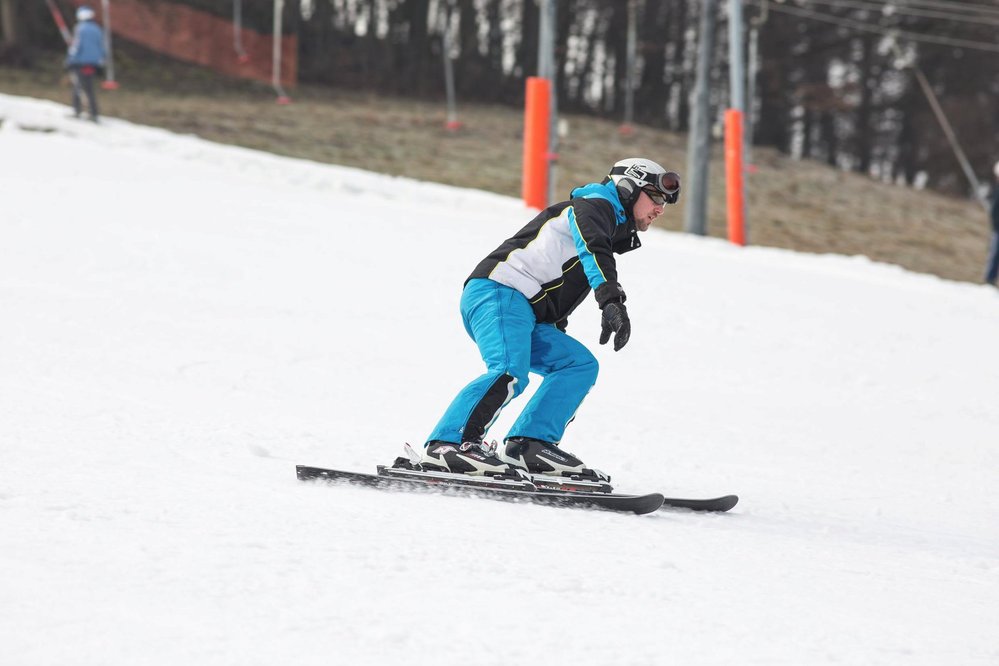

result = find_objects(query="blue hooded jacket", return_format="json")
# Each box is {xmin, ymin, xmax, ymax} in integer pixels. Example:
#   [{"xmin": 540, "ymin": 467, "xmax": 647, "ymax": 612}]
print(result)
[
  {"xmin": 568, "ymin": 181, "xmax": 628, "ymax": 226},
  {"xmin": 66, "ymin": 20, "xmax": 106, "ymax": 67}
]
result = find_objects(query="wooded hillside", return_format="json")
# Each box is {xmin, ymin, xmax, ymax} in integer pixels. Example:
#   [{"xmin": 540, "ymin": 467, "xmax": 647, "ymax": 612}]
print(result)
[{"xmin": 2, "ymin": 0, "xmax": 997, "ymax": 198}]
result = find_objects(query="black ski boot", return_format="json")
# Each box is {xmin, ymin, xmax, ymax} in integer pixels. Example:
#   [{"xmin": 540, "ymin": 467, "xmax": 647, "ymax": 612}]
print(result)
[
  {"xmin": 420, "ymin": 440, "xmax": 514, "ymax": 476},
  {"xmin": 500, "ymin": 437, "xmax": 609, "ymax": 482}
]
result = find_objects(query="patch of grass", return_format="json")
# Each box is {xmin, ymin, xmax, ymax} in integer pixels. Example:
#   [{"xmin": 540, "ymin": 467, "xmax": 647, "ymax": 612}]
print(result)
[{"xmin": 1, "ymin": 47, "xmax": 991, "ymax": 283}]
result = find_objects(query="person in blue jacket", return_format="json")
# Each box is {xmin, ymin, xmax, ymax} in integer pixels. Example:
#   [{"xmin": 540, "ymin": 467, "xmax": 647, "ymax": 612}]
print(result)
[
  {"xmin": 984, "ymin": 161, "xmax": 999, "ymax": 287},
  {"xmin": 421, "ymin": 158, "xmax": 681, "ymax": 479},
  {"xmin": 65, "ymin": 6, "xmax": 106, "ymax": 122}
]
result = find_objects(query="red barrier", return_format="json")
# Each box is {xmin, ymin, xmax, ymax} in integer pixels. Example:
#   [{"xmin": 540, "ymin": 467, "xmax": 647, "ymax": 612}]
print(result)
[
  {"xmin": 66, "ymin": 0, "xmax": 297, "ymax": 87},
  {"xmin": 725, "ymin": 109, "xmax": 746, "ymax": 246},
  {"xmin": 522, "ymin": 77, "xmax": 551, "ymax": 210}
]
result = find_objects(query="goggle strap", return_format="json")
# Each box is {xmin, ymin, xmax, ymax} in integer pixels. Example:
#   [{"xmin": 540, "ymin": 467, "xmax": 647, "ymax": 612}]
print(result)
[{"xmin": 610, "ymin": 166, "xmax": 679, "ymax": 195}]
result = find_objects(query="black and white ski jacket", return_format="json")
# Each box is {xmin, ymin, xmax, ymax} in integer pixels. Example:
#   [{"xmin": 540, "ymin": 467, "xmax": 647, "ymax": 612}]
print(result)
[{"xmin": 466, "ymin": 181, "xmax": 641, "ymax": 329}]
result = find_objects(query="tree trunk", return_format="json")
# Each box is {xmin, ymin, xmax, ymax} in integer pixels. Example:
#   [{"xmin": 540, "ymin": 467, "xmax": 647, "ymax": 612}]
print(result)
[
  {"xmin": 609, "ymin": 1, "xmax": 628, "ymax": 116},
  {"xmin": 403, "ymin": 0, "xmax": 431, "ymax": 95},
  {"xmin": 801, "ymin": 110, "xmax": 813, "ymax": 159},
  {"xmin": 1, "ymin": 0, "xmax": 19, "ymax": 50},
  {"xmin": 853, "ymin": 35, "xmax": 875, "ymax": 174},
  {"xmin": 893, "ymin": 103, "xmax": 919, "ymax": 186},
  {"xmin": 668, "ymin": 0, "xmax": 690, "ymax": 132},
  {"xmin": 555, "ymin": 0, "xmax": 572, "ymax": 106},
  {"xmin": 821, "ymin": 110, "xmax": 837, "ymax": 166},
  {"xmin": 455, "ymin": 0, "xmax": 488, "ymax": 100},
  {"xmin": 755, "ymin": 16, "xmax": 792, "ymax": 152}
]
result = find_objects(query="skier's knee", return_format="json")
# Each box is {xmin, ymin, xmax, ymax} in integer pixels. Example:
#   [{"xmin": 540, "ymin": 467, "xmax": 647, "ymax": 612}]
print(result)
[
  {"xmin": 508, "ymin": 370, "xmax": 529, "ymax": 396},
  {"xmin": 577, "ymin": 352, "xmax": 599, "ymax": 385}
]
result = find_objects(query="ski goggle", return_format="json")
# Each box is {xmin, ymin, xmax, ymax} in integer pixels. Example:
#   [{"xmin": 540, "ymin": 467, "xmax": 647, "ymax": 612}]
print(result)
[
  {"xmin": 642, "ymin": 187, "xmax": 667, "ymax": 205},
  {"xmin": 610, "ymin": 166, "xmax": 681, "ymax": 198},
  {"xmin": 655, "ymin": 171, "xmax": 681, "ymax": 196},
  {"xmin": 643, "ymin": 172, "xmax": 681, "ymax": 205}
]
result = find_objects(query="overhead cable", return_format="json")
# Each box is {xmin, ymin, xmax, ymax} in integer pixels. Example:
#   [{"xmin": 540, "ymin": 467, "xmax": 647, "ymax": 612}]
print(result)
[
  {"xmin": 755, "ymin": 1, "xmax": 999, "ymax": 53},
  {"xmin": 787, "ymin": 0, "xmax": 999, "ymax": 27}
]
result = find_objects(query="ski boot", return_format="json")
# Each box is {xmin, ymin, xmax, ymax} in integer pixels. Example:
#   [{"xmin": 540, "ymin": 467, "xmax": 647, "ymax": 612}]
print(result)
[
  {"xmin": 420, "ymin": 440, "xmax": 516, "ymax": 476},
  {"xmin": 499, "ymin": 437, "xmax": 610, "ymax": 483}
]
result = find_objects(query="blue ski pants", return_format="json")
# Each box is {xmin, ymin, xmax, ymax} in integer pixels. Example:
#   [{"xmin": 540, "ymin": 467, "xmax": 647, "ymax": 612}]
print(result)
[
  {"xmin": 985, "ymin": 230, "xmax": 999, "ymax": 284},
  {"xmin": 427, "ymin": 279, "xmax": 599, "ymax": 445}
]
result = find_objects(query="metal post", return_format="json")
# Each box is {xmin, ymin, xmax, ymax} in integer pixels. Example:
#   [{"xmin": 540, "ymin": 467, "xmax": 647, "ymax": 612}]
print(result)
[
  {"xmin": 745, "ymin": 0, "xmax": 768, "ymax": 165},
  {"xmin": 100, "ymin": 0, "xmax": 118, "ymax": 89},
  {"xmin": 234, "ymin": 0, "xmax": 249, "ymax": 63},
  {"xmin": 621, "ymin": 0, "xmax": 637, "ymax": 133},
  {"xmin": 684, "ymin": 0, "xmax": 717, "ymax": 236},
  {"xmin": 273, "ymin": 0, "xmax": 291, "ymax": 103},
  {"xmin": 537, "ymin": 0, "xmax": 551, "ymax": 79},
  {"xmin": 728, "ymin": 0, "xmax": 745, "ymax": 112},
  {"xmin": 911, "ymin": 65, "xmax": 986, "ymax": 207},
  {"xmin": 746, "ymin": 22, "xmax": 758, "ymax": 164},
  {"xmin": 443, "ymin": 4, "xmax": 460, "ymax": 130},
  {"xmin": 548, "ymin": 0, "xmax": 559, "ymax": 205},
  {"xmin": 889, "ymin": 42, "xmax": 983, "ymax": 206},
  {"xmin": 537, "ymin": 0, "xmax": 559, "ymax": 205}
]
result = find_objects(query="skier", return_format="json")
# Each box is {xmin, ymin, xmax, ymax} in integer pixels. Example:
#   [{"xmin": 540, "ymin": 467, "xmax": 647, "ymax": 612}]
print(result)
[
  {"xmin": 422, "ymin": 158, "xmax": 681, "ymax": 477},
  {"xmin": 984, "ymin": 160, "xmax": 999, "ymax": 287},
  {"xmin": 64, "ymin": 5, "xmax": 106, "ymax": 122}
]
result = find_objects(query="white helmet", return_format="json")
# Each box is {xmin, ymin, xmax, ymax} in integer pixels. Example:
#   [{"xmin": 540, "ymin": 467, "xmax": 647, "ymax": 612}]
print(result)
[
  {"xmin": 76, "ymin": 6, "xmax": 96, "ymax": 21},
  {"xmin": 607, "ymin": 157, "xmax": 681, "ymax": 207}
]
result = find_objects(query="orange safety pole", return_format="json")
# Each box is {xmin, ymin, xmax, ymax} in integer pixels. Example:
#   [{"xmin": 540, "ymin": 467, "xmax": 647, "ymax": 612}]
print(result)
[
  {"xmin": 522, "ymin": 77, "xmax": 551, "ymax": 210},
  {"xmin": 724, "ymin": 109, "xmax": 745, "ymax": 246}
]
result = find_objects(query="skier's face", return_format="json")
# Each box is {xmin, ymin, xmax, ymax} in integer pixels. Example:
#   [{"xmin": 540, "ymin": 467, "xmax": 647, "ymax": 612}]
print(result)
[{"xmin": 632, "ymin": 190, "xmax": 665, "ymax": 232}]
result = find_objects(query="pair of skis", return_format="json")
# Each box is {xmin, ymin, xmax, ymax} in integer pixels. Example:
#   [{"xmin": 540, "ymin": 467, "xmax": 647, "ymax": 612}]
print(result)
[{"xmin": 296, "ymin": 449, "xmax": 738, "ymax": 516}]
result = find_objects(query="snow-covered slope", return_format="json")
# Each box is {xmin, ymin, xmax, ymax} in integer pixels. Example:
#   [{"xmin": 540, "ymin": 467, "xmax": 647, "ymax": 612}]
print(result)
[{"xmin": 1, "ymin": 93, "xmax": 997, "ymax": 665}]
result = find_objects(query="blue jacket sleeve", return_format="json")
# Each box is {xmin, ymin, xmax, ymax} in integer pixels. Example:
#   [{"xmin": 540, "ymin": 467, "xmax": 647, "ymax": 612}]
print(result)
[{"xmin": 566, "ymin": 198, "xmax": 620, "ymax": 291}]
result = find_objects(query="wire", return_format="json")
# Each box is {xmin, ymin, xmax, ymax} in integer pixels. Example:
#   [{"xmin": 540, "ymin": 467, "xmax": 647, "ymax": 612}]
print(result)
[
  {"xmin": 893, "ymin": 0, "xmax": 999, "ymax": 19},
  {"xmin": 754, "ymin": 1, "xmax": 999, "ymax": 54},
  {"xmin": 783, "ymin": 0, "xmax": 999, "ymax": 26}
]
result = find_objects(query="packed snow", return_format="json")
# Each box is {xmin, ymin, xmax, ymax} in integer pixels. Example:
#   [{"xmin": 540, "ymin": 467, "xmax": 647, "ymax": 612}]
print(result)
[{"xmin": 1, "ymin": 92, "xmax": 997, "ymax": 665}]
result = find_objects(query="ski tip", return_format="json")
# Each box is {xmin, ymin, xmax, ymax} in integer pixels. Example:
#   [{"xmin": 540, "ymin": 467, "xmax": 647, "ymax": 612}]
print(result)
[
  {"xmin": 638, "ymin": 493, "xmax": 667, "ymax": 515},
  {"xmin": 659, "ymin": 494, "xmax": 740, "ymax": 513},
  {"xmin": 715, "ymin": 495, "xmax": 739, "ymax": 512}
]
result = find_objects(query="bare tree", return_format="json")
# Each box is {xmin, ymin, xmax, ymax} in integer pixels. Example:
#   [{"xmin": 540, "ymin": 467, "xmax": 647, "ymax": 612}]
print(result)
[{"xmin": 0, "ymin": 0, "xmax": 20, "ymax": 56}]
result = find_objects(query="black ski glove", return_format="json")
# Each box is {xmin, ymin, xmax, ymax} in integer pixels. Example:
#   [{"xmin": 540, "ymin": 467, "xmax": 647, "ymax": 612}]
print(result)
[
  {"xmin": 599, "ymin": 301, "xmax": 631, "ymax": 351},
  {"xmin": 594, "ymin": 281, "xmax": 630, "ymax": 351}
]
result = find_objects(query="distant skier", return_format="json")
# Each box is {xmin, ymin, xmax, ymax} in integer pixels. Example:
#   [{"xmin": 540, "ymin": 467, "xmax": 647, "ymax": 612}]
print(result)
[
  {"xmin": 65, "ymin": 5, "xmax": 106, "ymax": 122},
  {"xmin": 422, "ymin": 158, "xmax": 681, "ymax": 478},
  {"xmin": 984, "ymin": 160, "xmax": 999, "ymax": 287}
]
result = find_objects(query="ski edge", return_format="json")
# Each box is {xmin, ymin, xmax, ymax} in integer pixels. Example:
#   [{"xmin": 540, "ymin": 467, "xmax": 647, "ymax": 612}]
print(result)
[{"xmin": 295, "ymin": 465, "xmax": 664, "ymax": 515}]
